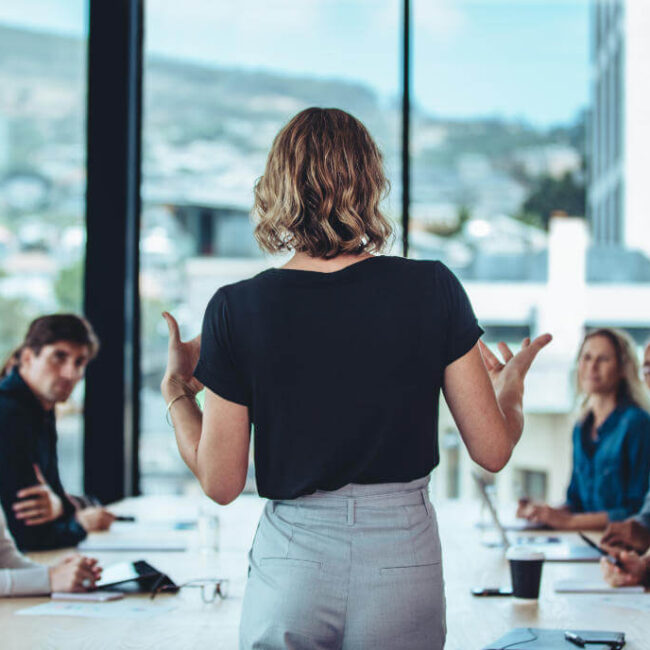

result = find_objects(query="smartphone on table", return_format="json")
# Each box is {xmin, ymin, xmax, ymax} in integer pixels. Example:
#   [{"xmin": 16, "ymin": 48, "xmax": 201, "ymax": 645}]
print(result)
[{"xmin": 471, "ymin": 587, "xmax": 512, "ymax": 597}]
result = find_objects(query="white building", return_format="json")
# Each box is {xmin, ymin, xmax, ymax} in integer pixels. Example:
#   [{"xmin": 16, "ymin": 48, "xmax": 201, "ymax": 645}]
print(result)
[
  {"xmin": 588, "ymin": 0, "xmax": 650, "ymax": 256},
  {"xmin": 435, "ymin": 214, "xmax": 650, "ymax": 509}
]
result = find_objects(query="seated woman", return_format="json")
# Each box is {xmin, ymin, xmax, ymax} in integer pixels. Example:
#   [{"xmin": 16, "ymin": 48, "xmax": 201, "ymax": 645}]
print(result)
[
  {"xmin": 600, "ymin": 339, "xmax": 650, "ymax": 551},
  {"xmin": 1, "ymin": 507, "xmax": 100, "ymax": 596},
  {"xmin": 518, "ymin": 328, "xmax": 650, "ymax": 530}
]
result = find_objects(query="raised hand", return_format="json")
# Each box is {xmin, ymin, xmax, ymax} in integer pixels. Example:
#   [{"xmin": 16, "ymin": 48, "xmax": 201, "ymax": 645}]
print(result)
[
  {"xmin": 161, "ymin": 311, "xmax": 204, "ymax": 402},
  {"xmin": 13, "ymin": 463, "xmax": 64, "ymax": 526},
  {"xmin": 478, "ymin": 334, "xmax": 552, "ymax": 399}
]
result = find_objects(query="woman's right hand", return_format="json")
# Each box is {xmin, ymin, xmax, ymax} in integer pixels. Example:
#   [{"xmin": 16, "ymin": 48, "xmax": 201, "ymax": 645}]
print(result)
[
  {"xmin": 161, "ymin": 311, "xmax": 204, "ymax": 402},
  {"xmin": 49, "ymin": 555, "xmax": 102, "ymax": 593},
  {"xmin": 478, "ymin": 334, "xmax": 552, "ymax": 401},
  {"xmin": 600, "ymin": 550, "xmax": 648, "ymax": 587}
]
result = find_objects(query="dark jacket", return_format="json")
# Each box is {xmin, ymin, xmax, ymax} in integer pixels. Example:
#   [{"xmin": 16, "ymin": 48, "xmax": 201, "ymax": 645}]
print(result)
[{"xmin": 0, "ymin": 368, "xmax": 86, "ymax": 550}]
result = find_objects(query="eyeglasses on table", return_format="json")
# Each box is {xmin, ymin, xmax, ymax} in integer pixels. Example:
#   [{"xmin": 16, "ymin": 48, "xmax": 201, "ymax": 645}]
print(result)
[{"xmin": 150, "ymin": 576, "xmax": 229, "ymax": 603}]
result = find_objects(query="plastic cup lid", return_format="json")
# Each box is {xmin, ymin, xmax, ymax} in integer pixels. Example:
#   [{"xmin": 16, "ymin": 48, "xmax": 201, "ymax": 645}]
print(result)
[{"xmin": 506, "ymin": 546, "xmax": 545, "ymax": 561}]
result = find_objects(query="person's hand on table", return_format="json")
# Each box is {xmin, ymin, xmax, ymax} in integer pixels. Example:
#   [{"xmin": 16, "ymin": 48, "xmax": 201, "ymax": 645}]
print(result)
[
  {"xmin": 161, "ymin": 311, "xmax": 203, "ymax": 403},
  {"xmin": 601, "ymin": 519, "xmax": 650, "ymax": 554},
  {"xmin": 49, "ymin": 555, "xmax": 102, "ymax": 592},
  {"xmin": 517, "ymin": 497, "xmax": 541, "ymax": 519},
  {"xmin": 12, "ymin": 464, "xmax": 64, "ymax": 525},
  {"xmin": 518, "ymin": 503, "xmax": 574, "ymax": 529},
  {"xmin": 75, "ymin": 506, "xmax": 116, "ymax": 532},
  {"xmin": 601, "ymin": 549, "xmax": 649, "ymax": 588}
]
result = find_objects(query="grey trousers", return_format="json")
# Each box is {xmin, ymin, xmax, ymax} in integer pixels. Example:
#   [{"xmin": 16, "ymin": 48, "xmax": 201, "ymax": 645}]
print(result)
[{"xmin": 239, "ymin": 476, "xmax": 446, "ymax": 650}]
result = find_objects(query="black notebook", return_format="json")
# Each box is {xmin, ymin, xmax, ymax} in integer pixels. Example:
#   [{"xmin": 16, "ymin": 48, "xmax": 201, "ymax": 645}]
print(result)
[{"xmin": 483, "ymin": 628, "xmax": 625, "ymax": 650}]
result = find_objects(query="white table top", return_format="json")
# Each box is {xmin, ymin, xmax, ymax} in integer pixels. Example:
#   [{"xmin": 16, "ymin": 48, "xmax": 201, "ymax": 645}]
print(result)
[{"xmin": 1, "ymin": 495, "xmax": 647, "ymax": 649}]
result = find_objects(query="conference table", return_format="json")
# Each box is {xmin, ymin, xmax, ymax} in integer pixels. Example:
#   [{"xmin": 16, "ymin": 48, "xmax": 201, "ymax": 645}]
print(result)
[{"xmin": 1, "ymin": 495, "xmax": 648, "ymax": 649}]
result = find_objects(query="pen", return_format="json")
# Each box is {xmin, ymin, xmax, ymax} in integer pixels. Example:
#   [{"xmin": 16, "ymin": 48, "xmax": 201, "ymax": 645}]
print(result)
[
  {"xmin": 114, "ymin": 515, "xmax": 136, "ymax": 522},
  {"xmin": 578, "ymin": 532, "xmax": 626, "ymax": 570},
  {"xmin": 564, "ymin": 631, "xmax": 586, "ymax": 647}
]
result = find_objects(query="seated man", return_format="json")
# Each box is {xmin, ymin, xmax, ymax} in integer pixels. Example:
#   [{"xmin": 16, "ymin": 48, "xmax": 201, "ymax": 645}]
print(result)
[
  {"xmin": 0, "ymin": 315, "xmax": 115, "ymax": 551},
  {"xmin": 1, "ymin": 506, "xmax": 100, "ymax": 596}
]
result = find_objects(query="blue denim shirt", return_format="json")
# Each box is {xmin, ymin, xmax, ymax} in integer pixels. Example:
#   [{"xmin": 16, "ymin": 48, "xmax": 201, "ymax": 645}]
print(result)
[{"xmin": 566, "ymin": 403, "xmax": 650, "ymax": 521}]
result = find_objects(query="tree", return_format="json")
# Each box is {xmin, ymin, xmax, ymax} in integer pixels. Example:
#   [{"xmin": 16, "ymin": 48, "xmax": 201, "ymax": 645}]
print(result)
[
  {"xmin": 425, "ymin": 204, "xmax": 472, "ymax": 238},
  {"xmin": 54, "ymin": 262, "xmax": 83, "ymax": 312},
  {"xmin": 0, "ymin": 296, "xmax": 32, "ymax": 368},
  {"xmin": 515, "ymin": 171, "xmax": 586, "ymax": 230}
]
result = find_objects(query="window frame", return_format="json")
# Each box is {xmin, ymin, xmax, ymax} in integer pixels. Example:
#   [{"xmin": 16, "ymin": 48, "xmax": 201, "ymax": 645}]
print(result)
[{"xmin": 83, "ymin": 0, "xmax": 411, "ymax": 498}]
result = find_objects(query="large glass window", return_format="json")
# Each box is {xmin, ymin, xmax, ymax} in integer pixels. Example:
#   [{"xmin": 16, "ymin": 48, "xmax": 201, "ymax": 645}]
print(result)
[
  {"xmin": 413, "ymin": 0, "xmax": 650, "ymax": 507},
  {"xmin": 139, "ymin": 0, "xmax": 650, "ymax": 508},
  {"xmin": 140, "ymin": 0, "xmax": 401, "ymax": 494},
  {"xmin": 0, "ymin": 3, "xmax": 88, "ymax": 493}
]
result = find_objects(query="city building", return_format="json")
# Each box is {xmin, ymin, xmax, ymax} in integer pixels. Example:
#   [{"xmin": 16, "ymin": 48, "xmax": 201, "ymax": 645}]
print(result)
[{"xmin": 588, "ymin": 0, "xmax": 650, "ymax": 256}]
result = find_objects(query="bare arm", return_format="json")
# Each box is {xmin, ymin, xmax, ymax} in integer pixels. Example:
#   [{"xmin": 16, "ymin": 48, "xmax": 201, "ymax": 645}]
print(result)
[
  {"xmin": 162, "ymin": 386, "xmax": 203, "ymax": 478},
  {"xmin": 161, "ymin": 312, "xmax": 205, "ymax": 478},
  {"xmin": 568, "ymin": 512, "xmax": 609, "ymax": 530},
  {"xmin": 443, "ymin": 335, "xmax": 552, "ymax": 473},
  {"xmin": 196, "ymin": 389, "xmax": 250, "ymax": 505},
  {"xmin": 161, "ymin": 312, "xmax": 250, "ymax": 505},
  {"xmin": 518, "ymin": 504, "xmax": 610, "ymax": 530}
]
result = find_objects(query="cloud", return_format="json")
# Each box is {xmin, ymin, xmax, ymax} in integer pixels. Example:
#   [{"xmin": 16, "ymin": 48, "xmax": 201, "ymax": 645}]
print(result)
[
  {"xmin": 147, "ymin": 0, "xmax": 322, "ymax": 55},
  {"xmin": 0, "ymin": 0, "xmax": 85, "ymax": 36},
  {"xmin": 414, "ymin": 0, "xmax": 466, "ymax": 41}
]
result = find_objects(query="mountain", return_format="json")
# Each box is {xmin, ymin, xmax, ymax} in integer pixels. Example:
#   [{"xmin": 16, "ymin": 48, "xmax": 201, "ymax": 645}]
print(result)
[{"xmin": 0, "ymin": 24, "xmax": 583, "ymax": 222}]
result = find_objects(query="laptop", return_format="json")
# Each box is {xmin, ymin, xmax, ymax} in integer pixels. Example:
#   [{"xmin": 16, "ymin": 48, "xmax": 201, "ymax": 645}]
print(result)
[{"xmin": 473, "ymin": 473, "xmax": 602, "ymax": 562}]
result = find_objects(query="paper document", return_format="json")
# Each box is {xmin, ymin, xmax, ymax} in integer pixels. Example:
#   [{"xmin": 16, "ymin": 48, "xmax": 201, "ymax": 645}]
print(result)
[
  {"xmin": 78, "ymin": 538, "xmax": 187, "ymax": 551},
  {"xmin": 16, "ymin": 599, "xmax": 177, "ymax": 619},
  {"xmin": 597, "ymin": 594, "xmax": 650, "ymax": 612},
  {"xmin": 51, "ymin": 591, "xmax": 124, "ymax": 602},
  {"xmin": 78, "ymin": 523, "xmax": 189, "ymax": 551},
  {"xmin": 555, "ymin": 579, "xmax": 644, "ymax": 594}
]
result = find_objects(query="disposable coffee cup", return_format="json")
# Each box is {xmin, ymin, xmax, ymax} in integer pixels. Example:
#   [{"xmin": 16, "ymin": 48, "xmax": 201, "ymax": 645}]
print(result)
[{"xmin": 506, "ymin": 547, "xmax": 544, "ymax": 599}]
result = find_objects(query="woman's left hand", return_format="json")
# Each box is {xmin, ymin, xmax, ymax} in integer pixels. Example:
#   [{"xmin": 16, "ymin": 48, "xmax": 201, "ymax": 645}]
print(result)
[{"xmin": 161, "ymin": 312, "xmax": 204, "ymax": 401}]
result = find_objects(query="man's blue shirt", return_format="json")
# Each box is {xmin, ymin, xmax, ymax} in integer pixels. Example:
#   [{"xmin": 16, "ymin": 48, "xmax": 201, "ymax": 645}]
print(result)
[{"xmin": 566, "ymin": 402, "xmax": 650, "ymax": 521}]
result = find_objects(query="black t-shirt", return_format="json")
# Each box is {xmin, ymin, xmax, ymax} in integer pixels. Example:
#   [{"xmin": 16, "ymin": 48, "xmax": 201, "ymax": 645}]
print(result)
[{"xmin": 194, "ymin": 255, "xmax": 483, "ymax": 500}]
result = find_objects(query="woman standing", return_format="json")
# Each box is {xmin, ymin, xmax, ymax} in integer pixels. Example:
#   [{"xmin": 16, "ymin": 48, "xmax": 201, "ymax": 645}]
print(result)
[
  {"xmin": 161, "ymin": 107, "xmax": 550, "ymax": 649},
  {"xmin": 519, "ymin": 328, "xmax": 650, "ymax": 530}
]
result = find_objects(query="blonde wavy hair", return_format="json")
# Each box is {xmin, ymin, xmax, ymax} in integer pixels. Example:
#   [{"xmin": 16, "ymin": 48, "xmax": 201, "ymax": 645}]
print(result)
[
  {"xmin": 253, "ymin": 107, "xmax": 393, "ymax": 259},
  {"xmin": 575, "ymin": 327, "xmax": 650, "ymax": 415}
]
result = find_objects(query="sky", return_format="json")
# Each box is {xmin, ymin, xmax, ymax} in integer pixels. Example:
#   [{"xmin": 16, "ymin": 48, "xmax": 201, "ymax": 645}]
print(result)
[{"xmin": 0, "ymin": 0, "xmax": 590, "ymax": 127}]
